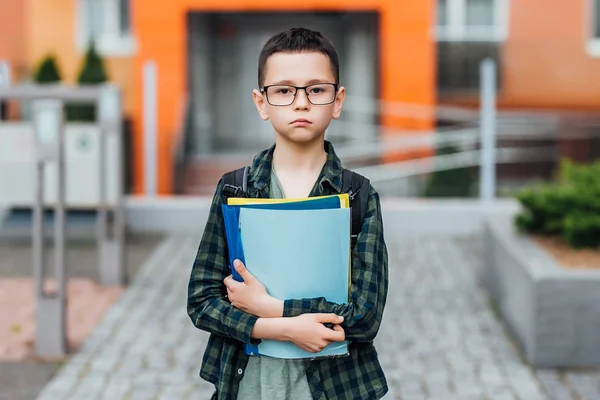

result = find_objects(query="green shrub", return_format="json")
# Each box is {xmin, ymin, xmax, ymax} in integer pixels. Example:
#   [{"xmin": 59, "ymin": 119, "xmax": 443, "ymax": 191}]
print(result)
[
  {"xmin": 34, "ymin": 55, "xmax": 62, "ymax": 84},
  {"xmin": 515, "ymin": 158, "xmax": 600, "ymax": 249},
  {"xmin": 66, "ymin": 41, "xmax": 109, "ymax": 122}
]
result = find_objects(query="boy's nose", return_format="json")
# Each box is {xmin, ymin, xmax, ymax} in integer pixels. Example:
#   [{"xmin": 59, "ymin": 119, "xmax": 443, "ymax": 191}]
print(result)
[{"xmin": 293, "ymin": 89, "xmax": 310, "ymax": 110}]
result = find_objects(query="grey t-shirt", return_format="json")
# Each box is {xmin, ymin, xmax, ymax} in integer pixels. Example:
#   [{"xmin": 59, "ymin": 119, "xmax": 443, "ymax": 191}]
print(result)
[{"xmin": 236, "ymin": 168, "xmax": 313, "ymax": 400}]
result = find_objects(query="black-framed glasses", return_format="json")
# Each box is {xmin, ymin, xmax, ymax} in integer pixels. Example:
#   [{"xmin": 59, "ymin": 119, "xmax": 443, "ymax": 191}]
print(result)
[{"xmin": 261, "ymin": 83, "xmax": 339, "ymax": 106}]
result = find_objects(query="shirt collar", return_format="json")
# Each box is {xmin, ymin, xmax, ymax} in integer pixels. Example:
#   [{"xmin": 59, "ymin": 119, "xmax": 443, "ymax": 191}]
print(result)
[{"xmin": 248, "ymin": 140, "xmax": 344, "ymax": 195}]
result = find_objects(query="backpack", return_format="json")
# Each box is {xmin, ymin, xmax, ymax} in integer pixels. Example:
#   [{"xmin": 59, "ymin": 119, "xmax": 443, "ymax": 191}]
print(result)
[{"xmin": 221, "ymin": 166, "xmax": 370, "ymax": 248}]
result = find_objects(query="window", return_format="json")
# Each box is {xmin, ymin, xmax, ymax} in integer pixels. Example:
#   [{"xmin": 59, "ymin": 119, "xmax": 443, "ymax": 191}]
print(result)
[
  {"xmin": 437, "ymin": 42, "xmax": 501, "ymax": 93},
  {"xmin": 76, "ymin": 0, "xmax": 137, "ymax": 56},
  {"xmin": 588, "ymin": 0, "xmax": 600, "ymax": 57},
  {"xmin": 438, "ymin": 0, "xmax": 449, "ymax": 26},
  {"xmin": 436, "ymin": 0, "xmax": 507, "ymax": 93},
  {"xmin": 466, "ymin": 0, "xmax": 495, "ymax": 26},
  {"xmin": 435, "ymin": 0, "xmax": 509, "ymax": 42}
]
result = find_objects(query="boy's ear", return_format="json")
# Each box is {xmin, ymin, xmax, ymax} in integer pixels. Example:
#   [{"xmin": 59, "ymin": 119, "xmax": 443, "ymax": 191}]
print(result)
[
  {"xmin": 252, "ymin": 89, "xmax": 269, "ymax": 121},
  {"xmin": 331, "ymin": 86, "xmax": 346, "ymax": 120}
]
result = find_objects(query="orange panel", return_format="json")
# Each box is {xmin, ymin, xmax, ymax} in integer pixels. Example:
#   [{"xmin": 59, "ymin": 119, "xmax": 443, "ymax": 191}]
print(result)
[
  {"xmin": 380, "ymin": 0, "xmax": 436, "ymax": 161},
  {"xmin": 132, "ymin": 3, "xmax": 187, "ymax": 195},
  {"xmin": 0, "ymin": 0, "xmax": 27, "ymax": 82},
  {"xmin": 132, "ymin": 0, "xmax": 435, "ymax": 194},
  {"xmin": 502, "ymin": 0, "xmax": 600, "ymax": 109}
]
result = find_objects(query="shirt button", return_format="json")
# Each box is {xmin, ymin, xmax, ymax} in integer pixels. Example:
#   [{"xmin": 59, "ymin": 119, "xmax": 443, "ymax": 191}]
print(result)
[{"xmin": 237, "ymin": 368, "xmax": 243, "ymax": 375}]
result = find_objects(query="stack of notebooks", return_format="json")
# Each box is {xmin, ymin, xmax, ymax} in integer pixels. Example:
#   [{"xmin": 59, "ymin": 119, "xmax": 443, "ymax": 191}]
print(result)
[{"xmin": 222, "ymin": 194, "xmax": 352, "ymax": 360}]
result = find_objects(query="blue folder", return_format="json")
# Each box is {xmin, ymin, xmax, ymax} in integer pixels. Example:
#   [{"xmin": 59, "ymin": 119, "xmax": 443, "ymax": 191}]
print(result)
[
  {"xmin": 221, "ymin": 198, "xmax": 351, "ymax": 359},
  {"xmin": 221, "ymin": 195, "xmax": 342, "ymax": 282}
]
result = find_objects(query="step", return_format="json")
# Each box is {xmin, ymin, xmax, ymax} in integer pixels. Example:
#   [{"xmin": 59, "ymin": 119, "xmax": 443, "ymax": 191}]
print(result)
[
  {"xmin": 179, "ymin": 159, "xmax": 251, "ymax": 195},
  {"xmin": 0, "ymin": 209, "xmax": 99, "ymax": 242}
]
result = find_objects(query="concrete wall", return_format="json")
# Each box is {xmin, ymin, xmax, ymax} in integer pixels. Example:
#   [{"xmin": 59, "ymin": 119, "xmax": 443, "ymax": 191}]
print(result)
[
  {"xmin": 484, "ymin": 218, "xmax": 600, "ymax": 368},
  {"xmin": 125, "ymin": 196, "xmax": 520, "ymax": 236}
]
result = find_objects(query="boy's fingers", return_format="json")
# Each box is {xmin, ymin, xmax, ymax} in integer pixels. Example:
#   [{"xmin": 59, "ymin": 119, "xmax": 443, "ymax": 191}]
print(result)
[
  {"xmin": 233, "ymin": 260, "xmax": 255, "ymax": 283},
  {"xmin": 326, "ymin": 325, "xmax": 346, "ymax": 341},
  {"xmin": 224, "ymin": 275, "xmax": 244, "ymax": 290},
  {"xmin": 314, "ymin": 313, "xmax": 344, "ymax": 324}
]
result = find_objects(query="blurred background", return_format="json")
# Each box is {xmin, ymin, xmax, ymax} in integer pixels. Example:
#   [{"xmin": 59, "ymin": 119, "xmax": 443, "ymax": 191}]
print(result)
[
  {"xmin": 1, "ymin": 1, "xmax": 600, "ymax": 400},
  {"xmin": 1, "ymin": 0, "xmax": 599, "ymax": 202}
]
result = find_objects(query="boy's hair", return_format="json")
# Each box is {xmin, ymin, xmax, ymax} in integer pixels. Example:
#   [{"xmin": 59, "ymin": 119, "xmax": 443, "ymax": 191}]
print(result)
[{"xmin": 257, "ymin": 27, "xmax": 340, "ymax": 88}]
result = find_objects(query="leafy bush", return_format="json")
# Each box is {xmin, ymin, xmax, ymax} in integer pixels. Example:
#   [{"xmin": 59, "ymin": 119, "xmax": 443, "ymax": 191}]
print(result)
[
  {"xmin": 34, "ymin": 55, "xmax": 62, "ymax": 84},
  {"xmin": 515, "ymin": 158, "xmax": 600, "ymax": 248},
  {"xmin": 66, "ymin": 41, "xmax": 109, "ymax": 121}
]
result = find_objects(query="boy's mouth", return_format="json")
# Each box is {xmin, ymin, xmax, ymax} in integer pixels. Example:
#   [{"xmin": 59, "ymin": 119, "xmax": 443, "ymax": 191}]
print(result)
[{"xmin": 291, "ymin": 118, "xmax": 312, "ymax": 127}]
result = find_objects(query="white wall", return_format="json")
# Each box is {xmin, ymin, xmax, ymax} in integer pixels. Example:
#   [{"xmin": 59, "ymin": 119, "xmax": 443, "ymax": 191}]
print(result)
[{"xmin": 0, "ymin": 122, "xmax": 120, "ymax": 208}]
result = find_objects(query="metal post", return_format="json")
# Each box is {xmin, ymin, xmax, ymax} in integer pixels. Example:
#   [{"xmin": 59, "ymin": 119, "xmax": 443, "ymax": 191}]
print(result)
[
  {"xmin": 0, "ymin": 61, "xmax": 10, "ymax": 87},
  {"xmin": 98, "ymin": 86, "xmax": 126, "ymax": 285},
  {"xmin": 143, "ymin": 61, "xmax": 158, "ymax": 196},
  {"xmin": 479, "ymin": 58, "xmax": 497, "ymax": 202},
  {"xmin": 0, "ymin": 61, "xmax": 10, "ymax": 120},
  {"xmin": 32, "ymin": 99, "xmax": 67, "ymax": 358}
]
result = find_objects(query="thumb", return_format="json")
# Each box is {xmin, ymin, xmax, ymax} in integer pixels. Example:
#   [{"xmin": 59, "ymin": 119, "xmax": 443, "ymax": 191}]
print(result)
[
  {"xmin": 315, "ymin": 313, "xmax": 344, "ymax": 324},
  {"xmin": 234, "ymin": 259, "xmax": 254, "ymax": 283}
]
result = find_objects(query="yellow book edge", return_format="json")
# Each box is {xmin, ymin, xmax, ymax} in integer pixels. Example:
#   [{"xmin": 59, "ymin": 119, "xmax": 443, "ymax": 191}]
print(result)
[{"xmin": 227, "ymin": 193, "xmax": 350, "ymax": 208}]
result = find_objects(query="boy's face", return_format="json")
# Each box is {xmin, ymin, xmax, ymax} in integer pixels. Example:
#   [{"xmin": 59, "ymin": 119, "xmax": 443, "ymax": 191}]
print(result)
[{"xmin": 252, "ymin": 51, "xmax": 345, "ymax": 145}]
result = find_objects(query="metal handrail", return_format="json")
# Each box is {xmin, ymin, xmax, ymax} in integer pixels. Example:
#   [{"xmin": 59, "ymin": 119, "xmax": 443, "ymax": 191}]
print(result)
[
  {"xmin": 343, "ymin": 94, "xmax": 600, "ymax": 123},
  {"xmin": 0, "ymin": 83, "xmax": 126, "ymax": 358},
  {"xmin": 334, "ymin": 122, "xmax": 568, "ymax": 165},
  {"xmin": 353, "ymin": 146, "xmax": 557, "ymax": 184}
]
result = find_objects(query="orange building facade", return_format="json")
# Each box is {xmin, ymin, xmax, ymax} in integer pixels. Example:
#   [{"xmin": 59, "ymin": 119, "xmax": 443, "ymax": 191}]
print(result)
[
  {"xmin": 438, "ymin": 0, "xmax": 600, "ymax": 110},
  {"xmin": 130, "ymin": 0, "xmax": 436, "ymax": 195},
  {"xmin": 0, "ymin": 1, "xmax": 27, "ymax": 84}
]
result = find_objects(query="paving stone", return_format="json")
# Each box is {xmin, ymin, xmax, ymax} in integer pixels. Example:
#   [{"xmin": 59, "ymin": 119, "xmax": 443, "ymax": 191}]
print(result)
[
  {"xmin": 36, "ymin": 385, "xmax": 74, "ymax": 400},
  {"xmin": 127, "ymin": 388, "xmax": 160, "ymax": 400},
  {"xmin": 99, "ymin": 379, "xmax": 131, "ymax": 400},
  {"xmin": 541, "ymin": 385, "xmax": 574, "ymax": 400},
  {"xmin": 564, "ymin": 373, "xmax": 600, "ymax": 400},
  {"xmin": 30, "ymin": 235, "xmax": 600, "ymax": 400},
  {"xmin": 157, "ymin": 386, "xmax": 190, "ymax": 400}
]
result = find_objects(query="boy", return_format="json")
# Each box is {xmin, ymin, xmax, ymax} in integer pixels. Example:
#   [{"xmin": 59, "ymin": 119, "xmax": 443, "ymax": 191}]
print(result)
[{"xmin": 187, "ymin": 27, "xmax": 389, "ymax": 400}]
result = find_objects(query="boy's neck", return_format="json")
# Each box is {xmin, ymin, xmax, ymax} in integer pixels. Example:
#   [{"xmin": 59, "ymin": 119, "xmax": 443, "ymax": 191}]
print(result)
[{"xmin": 272, "ymin": 135, "xmax": 327, "ymax": 173}]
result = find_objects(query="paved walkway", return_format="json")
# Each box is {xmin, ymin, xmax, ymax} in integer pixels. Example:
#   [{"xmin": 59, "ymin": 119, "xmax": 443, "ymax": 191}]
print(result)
[
  {"xmin": 0, "ymin": 235, "xmax": 164, "ymax": 400},
  {"xmin": 35, "ymin": 234, "xmax": 600, "ymax": 400}
]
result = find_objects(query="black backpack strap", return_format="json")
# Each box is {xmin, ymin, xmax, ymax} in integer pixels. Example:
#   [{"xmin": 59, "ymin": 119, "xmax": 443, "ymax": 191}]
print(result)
[
  {"xmin": 222, "ymin": 166, "xmax": 250, "ymax": 199},
  {"xmin": 342, "ymin": 169, "xmax": 370, "ymax": 248}
]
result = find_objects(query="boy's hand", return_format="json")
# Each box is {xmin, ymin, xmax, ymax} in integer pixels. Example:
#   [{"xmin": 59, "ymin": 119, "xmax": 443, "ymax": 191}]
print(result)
[
  {"xmin": 287, "ymin": 314, "xmax": 345, "ymax": 353},
  {"xmin": 224, "ymin": 260, "xmax": 283, "ymax": 318}
]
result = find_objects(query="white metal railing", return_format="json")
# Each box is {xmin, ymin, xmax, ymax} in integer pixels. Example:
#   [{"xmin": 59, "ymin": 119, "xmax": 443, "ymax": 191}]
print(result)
[
  {"xmin": 172, "ymin": 93, "xmax": 191, "ymax": 193},
  {"xmin": 342, "ymin": 94, "xmax": 480, "ymax": 122},
  {"xmin": 353, "ymin": 147, "xmax": 557, "ymax": 184},
  {"xmin": 143, "ymin": 60, "xmax": 158, "ymax": 196},
  {"xmin": 0, "ymin": 84, "xmax": 125, "ymax": 359},
  {"xmin": 332, "ymin": 59, "xmax": 598, "ymax": 198},
  {"xmin": 334, "ymin": 115, "xmax": 597, "ymax": 161},
  {"xmin": 172, "ymin": 58, "xmax": 598, "ymax": 198}
]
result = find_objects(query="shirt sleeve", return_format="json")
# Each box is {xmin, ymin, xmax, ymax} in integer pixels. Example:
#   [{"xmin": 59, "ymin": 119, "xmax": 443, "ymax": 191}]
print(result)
[
  {"xmin": 282, "ymin": 186, "xmax": 389, "ymax": 343},
  {"xmin": 187, "ymin": 179, "xmax": 261, "ymax": 345}
]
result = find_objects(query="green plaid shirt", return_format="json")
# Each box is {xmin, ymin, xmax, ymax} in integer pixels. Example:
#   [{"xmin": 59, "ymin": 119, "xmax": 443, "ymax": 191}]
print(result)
[{"xmin": 187, "ymin": 141, "xmax": 389, "ymax": 400}]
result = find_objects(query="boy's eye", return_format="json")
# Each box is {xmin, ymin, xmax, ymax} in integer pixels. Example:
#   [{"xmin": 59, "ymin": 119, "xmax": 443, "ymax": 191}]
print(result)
[
  {"xmin": 275, "ymin": 87, "xmax": 294, "ymax": 95},
  {"xmin": 308, "ymin": 85, "xmax": 333, "ymax": 95}
]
